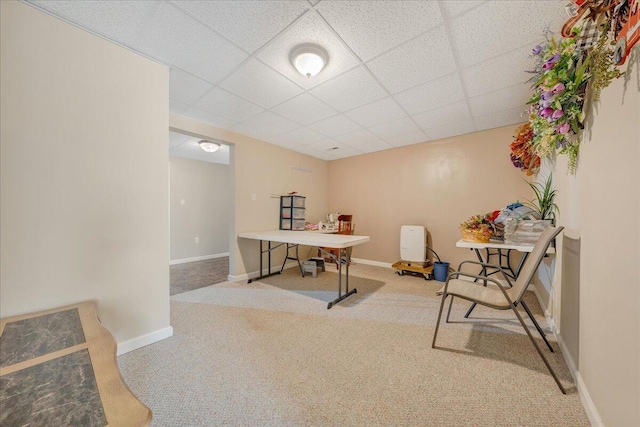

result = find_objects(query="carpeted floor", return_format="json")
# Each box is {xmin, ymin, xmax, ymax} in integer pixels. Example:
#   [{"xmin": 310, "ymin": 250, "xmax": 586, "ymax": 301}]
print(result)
[
  {"xmin": 119, "ymin": 264, "xmax": 590, "ymax": 426},
  {"xmin": 170, "ymin": 257, "xmax": 229, "ymax": 296}
]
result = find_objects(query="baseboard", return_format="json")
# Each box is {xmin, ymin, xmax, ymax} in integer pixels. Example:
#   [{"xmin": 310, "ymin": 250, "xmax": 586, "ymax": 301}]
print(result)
[
  {"xmin": 116, "ymin": 326, "xmax": 173, "ymax": 356},
  {"xmin": 227, "ymin": 261, "xmax": 300, "ymax": 282},
  {"xmin": 575, "ymin": 371, "xmax": 605, "ymax": 427},
  {"xmin": 527, "ymin": 287, "xmax": 603, "ymax": 427},
  {"xmin": 351, "ymin": 258, "xmax": 393, "ymax": 269},
  {"xmin": 170, "ymin": 252, "xmax": 229, "ymax": 266}
]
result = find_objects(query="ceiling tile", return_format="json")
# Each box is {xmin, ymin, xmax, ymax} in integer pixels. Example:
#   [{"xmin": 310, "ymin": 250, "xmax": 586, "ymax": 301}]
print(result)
[
  {"xmin": 171, "ymin": 137, "xmax": 205, "ymax": 154},
  {"xmin": 194, "ymin": 87, "xmax": 264, "ymax": 122},
  {"xmin": 450, "ymin": 1, "xmax": 567, "ymax": 68},
  {"xmin": 307, "ymin": 114, "xmax": 361, "ymax": 137},
  {"xmin": 368, "ymin": 117, "xmax": 420, "ymax": 139},
  {"xmin": 425, "ymin": 119, "xmax": 477, "ymax": 141},
  {"xmin": 219, "ymin": 58, "xmax": 303, "ymax": 108},
  {"xmin": 440, "ymin": 1, "xmax": 485, "ymax": 18},
  {"xmin": 412, "ymin": 101, "xmax": 471, "ymax": 130},
  {"xmin": 172, "ymin": 1, "xmax": 308, "ymax": 53},
  {"xmin": 351, "ymin": 140, "xmax": 394, "ymax": 154},
  {"xmin": 345, "ymin": 98, "xmax": 406, "ymax": 128},
  {"xmin": 169, "ymin": 69, "xmax": 213, "ymax": 104},
  {"xmin": 316, "ymin": 0, "xmax": 443, "ymax": 61},
  {"xmin": 463, "ymin": 44, "xmax": 537, "ymax": 98},
  {"xmin": 272, "ymin": 94, "xmax": 337, "ymax": 125},
  {"xmin": 236, "ymin": 111, "xmax": 300, "ymax": 136},
  {"xmin": 394, "ymin": 73, "xmax": 465, "ymax": 115},
  {"xmin": 183, "ymin": 107, "xmax": 238, "ymax": 129},
  {"xmin": 306, "ymin": 140, "xmax": 362, "ymax": 159},
  {"xmin": 310, "ymin": 66, "xmax": 387, "ymax": 112},
  {"xmin": 28, "ymin": 0, "xmax": 157, "ymax": 48},
  {"xmin": 330, "ymin": 147, "xmax": 364, "ymax": 159},
  {"xmin": 367, "ymin": 26, "xmax": 457, "ymax": 94},
  {"xmin": 170, "ymin": 151, "xmax": 206, "ymax": 161},
  {"xmin": 293, "ymin": 144, "xmax": 337, "ymax": 160},
  {"xmin": 137, "ymin": 2, "xmax": 248, "ymax": 83},
  {"xmin": 333, "ymin": 128, "xmax": 380, "ymax": 146},
  {"xmin": 169, "ymin": 99, "xmax": 189, "ymax": 114},
  {"xmin": 474, "ymin": 107, "xmax": 527, "ymax": 132},
  {"xmin": 257, "ymin": 12, "xmax": 360, "ymax": 89},
  {"xmin": 468, "ymin": 83, "xmax": 530, "ymax": 117},
  {"xmin": 272, "ymin": 127, "xmax": 326, "ymax": 146},
  {"xmin": 169, "ymin": 131, "xmax": 191, "ymax": 149},
  {"xmin": 385, "ymin": 130, "xmax": 430, "ymax": 147}
]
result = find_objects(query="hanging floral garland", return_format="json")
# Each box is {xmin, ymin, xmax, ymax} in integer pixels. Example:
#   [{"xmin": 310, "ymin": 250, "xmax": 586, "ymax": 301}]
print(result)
[
  {"xmin": 527, "ymin": 30, "xmax": 590, "ymax": 174},
  {"xmin": 510, "ymin": 0, "xmax": 626, "ymax": 175},
  {"xmin": 509, "ymin": 122, "xmax": 540, "ymax": 176}
]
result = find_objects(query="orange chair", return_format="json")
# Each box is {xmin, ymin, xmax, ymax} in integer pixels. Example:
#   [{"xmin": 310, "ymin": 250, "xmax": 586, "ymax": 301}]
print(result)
[{"xmin": 319, "ymin": 215, "xmax": 354, "ymax": 269}]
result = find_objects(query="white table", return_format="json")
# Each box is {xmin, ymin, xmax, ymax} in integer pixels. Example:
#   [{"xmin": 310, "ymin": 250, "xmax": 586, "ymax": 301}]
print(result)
[{"xmin": 238, "ymin": 230, "xmax": 371, "ymax": 309}]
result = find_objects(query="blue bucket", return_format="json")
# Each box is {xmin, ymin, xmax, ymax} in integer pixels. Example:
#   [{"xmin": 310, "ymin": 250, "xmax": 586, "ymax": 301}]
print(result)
[{"xmin": 433, "ymin": 262, "xmax": 450, "ymax": 282}]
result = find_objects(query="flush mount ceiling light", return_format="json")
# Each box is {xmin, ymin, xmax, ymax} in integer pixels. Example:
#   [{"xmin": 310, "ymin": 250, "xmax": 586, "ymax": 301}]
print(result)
[
  {"xmin": 198, "ymin": 140, "xmax": 220, "ymax": 153},
  {"xmin": 290, "ymin": 44, "xmax": 328, "ymax": 78}
]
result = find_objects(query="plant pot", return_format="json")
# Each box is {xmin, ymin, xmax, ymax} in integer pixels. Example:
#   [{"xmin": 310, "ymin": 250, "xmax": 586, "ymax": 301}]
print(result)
[{"xmin": 433, "ymin": 262, "xmax": 450, "ymax": 282}]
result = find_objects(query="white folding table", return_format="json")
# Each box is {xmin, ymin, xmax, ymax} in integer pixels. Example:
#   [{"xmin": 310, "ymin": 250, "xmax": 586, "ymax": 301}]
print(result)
[{"xmin": 238, "ymin": 230, "xmax": 371, "ymax": 309}]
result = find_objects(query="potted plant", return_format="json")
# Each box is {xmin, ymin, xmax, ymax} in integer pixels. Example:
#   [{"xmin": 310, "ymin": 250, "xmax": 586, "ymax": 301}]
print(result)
[{"xmin": 524, "ymin": 174, "xmax": 559, "ymax": 222}]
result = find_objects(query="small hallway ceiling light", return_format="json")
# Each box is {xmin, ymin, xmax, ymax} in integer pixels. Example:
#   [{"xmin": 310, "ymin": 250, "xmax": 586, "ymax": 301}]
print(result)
[
  {"xmin": 290, "ymin": 44, "xmax": 328, "ymax": 78},
  {"xmin": 198, "ymin": 140, "xmax": 220, "ymax": 153}
]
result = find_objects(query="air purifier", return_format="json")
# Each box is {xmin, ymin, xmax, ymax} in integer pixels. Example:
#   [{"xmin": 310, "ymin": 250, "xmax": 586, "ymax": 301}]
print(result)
[{"xmin": 400, "ymin": 225, "xmax": 426, "ymax": 263}]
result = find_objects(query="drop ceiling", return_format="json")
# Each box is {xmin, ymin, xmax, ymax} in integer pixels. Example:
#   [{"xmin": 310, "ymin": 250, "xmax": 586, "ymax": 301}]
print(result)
[
  {"xmin": 169, "ymin": 131, "xmax": 230, "ymax": 165},
  {"xmin": 27, "ymin": 0, "xmax": 568, "ymax": 161}
]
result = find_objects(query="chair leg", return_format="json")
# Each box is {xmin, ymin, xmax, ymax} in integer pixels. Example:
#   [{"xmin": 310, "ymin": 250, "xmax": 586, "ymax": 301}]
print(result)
[
  {"xmin": 520, "ymin": 300, "xmax": 554, "ymax": 352},
  {"xmin": 446, "ymin": 296, "xmax": 454, "ymax": 323},
  {"xmin": 510, "ymin": 303, "xmax": 566, "ymax": 394},
  {"xmin": 432, "ymin": 294, "xmax": 448, "ymax": 348}
]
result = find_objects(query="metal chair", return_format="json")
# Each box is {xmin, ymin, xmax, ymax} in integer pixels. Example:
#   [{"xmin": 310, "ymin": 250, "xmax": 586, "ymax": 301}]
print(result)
[{"xmin": 432, "ymin": 226, "xmax": 566, "ymax": 394}]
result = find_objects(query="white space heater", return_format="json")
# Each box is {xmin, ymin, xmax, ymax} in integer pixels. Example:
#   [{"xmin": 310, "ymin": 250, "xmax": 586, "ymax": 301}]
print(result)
[{"xmin": 400, "ymin": 225, "xmax": 426, "ymax": 263}]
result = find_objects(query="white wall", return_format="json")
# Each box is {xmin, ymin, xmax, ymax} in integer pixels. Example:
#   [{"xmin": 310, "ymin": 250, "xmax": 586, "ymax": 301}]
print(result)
[
  {"xmin": 550, "ymin": 53, "xmax": 640, "ymax": 426},
  {"xmin": 0, "ymin": 1, "xmax": 171, "ymax": 349},
  {"xmin": 170, "ymin": 156, "xmax": 230, "ymax": 262}
]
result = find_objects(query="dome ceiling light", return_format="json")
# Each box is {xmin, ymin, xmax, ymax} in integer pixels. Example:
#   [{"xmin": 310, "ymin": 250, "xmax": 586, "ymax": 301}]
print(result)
[
  {"xmin": 198, "ymin": 140, "xmax": 220, "ymax": 153},
  {"xmin": 290, "ymin": 44, "xmax": 328, "ymax": 78}
]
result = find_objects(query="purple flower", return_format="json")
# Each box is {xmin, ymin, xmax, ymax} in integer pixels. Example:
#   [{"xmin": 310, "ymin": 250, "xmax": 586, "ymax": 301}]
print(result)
[
  {"xmin": 532, "ymin": 45, "xmax": 542, "ymax": 55},
  {"xmin": 542, "ymin": 53, "xmax": 561, "ymax": 70},
  {"xmin": 541, "ymin": 99, "xmax": 553, "ymax": 109},
  {"xmin": 556, "ymin": 123, "xmax": 570, "ymax": 134},
  {"xmin": 539, "ymin": 107, "xmax": 553, "ymax": 118},
  {"xmin": 552, "ymin": 109, "xmax": 564, "ymax": 120},
  {"xmin": 552, "ymin": 83, "xmax": 565, "ymax": 94},
  {"xmin": 541, "ymin": 91, "xmax": 555, "ymax": 101}
]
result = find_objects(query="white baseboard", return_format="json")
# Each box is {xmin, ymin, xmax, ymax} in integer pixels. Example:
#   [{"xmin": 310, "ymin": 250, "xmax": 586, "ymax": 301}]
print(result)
[
  {"xmin": 351, "ymin": 258, "xmax": 393, "ymax": 269},
  {"xmin": 227, "ymin": 261, "xmax": 300, "ymax": 282},
  {"xmin": 527, "ymin": 287, "xmax": 603, "ymax": 427},
  {"xmin": 117, "ymin": 326, "xmax": 174, "ymax": 356},
  {"xmin": 170, "ymin": 252, "xmax": 229, "ymax": 265}
]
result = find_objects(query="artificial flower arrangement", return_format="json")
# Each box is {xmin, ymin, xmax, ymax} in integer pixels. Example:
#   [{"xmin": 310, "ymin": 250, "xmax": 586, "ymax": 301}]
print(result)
[
  {"xmin": 509, "ymin": 122, "xmax": 540, "ymax": 176},
  {"xmin": 527, "ymin": 29, "xmax": 591, "ymax": 175},
  {"xmin": 460, "ymin": 213, "xmax": 496, "ymax": 243}
]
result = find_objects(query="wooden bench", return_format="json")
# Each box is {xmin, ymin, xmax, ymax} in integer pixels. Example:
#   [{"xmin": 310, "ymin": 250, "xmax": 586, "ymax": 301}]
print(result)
[{"xmin": 0, "ymin": 301, "xmax": 152, "ymax": 426}]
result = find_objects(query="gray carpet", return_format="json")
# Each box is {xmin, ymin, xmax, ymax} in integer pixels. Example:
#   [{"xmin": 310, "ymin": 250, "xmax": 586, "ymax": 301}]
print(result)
[
  {"xmin": 170, "ymin": 257, "xmax": 229, "ymax": 296},
  {"xmin": 119, "ymin": 264, "xmax": 590, "ymax": 426}
]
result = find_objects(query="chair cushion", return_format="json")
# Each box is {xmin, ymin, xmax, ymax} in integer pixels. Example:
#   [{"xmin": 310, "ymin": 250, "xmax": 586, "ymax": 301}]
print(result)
[{"xmin": 444, "ymin": 279, "xmax": 518, "ymax": 309}]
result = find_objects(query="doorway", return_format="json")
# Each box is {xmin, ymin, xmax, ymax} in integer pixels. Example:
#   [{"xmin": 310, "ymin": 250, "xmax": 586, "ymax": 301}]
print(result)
[{"xmin": 168, "ymin": 130, "xmax": 232, "ymax": 295}]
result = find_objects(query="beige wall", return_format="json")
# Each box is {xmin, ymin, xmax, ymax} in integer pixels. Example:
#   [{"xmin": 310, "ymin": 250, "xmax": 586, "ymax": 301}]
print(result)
[
  {"xmin": 0, "ymin": 1, "xmax": 170, "ymax": 346},
  {"xmin": 552, "ymin": 56, "xmax": 639, "ymax": 426},
  {"xmin": 168, "ymin": 114, "xmax": 329, "ymax": 278},
  {"xmin": 170, "ymin": 156, "xmax": 230, "ymax": 261},
  {"xmin": 328, "ymin": 126, "xmax": 532, "ymax": 268}
]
